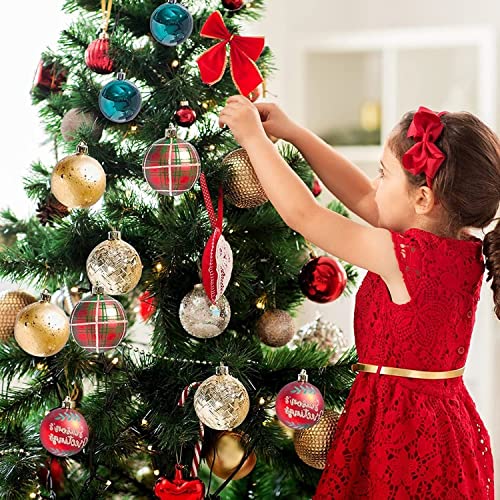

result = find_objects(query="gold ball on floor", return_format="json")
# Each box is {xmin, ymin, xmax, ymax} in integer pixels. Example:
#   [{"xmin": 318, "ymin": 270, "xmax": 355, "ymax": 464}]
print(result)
[
  {"xmin": 294, "ymin": 409, "xmax": 340, "ymax": 469},
  {"xmin": 256, "ymin": 309, "xmax": 295, "ymax": 347},
  {"xmin": 205, "ymin": 431, "xmax": 257, "ymax": 480},
  {"xmin": 14, "ymin": 296, "xmax": 70, "ymax": 357},
  {"xmin": 222, "ymin": 148, "xmax": 268, "ymax": 208},
  {"xmin": 0, "ymin": 291, "xmax": 37, "ymax": 342}
]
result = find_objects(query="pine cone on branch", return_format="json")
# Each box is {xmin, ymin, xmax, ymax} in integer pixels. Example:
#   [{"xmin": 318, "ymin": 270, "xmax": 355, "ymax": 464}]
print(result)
[{"xmin": 36, "ymin": 194, "xmax": 70, "ymax": 226}]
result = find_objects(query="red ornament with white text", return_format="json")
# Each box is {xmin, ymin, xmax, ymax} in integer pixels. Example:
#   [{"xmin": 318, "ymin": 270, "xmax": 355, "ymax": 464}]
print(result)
[{"xmin": 275, "ymin": 369, "xmax": 324, "ymax": 430}]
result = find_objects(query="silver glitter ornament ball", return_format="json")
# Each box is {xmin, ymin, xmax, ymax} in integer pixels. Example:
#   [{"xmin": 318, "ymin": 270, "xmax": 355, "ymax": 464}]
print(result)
[
  {"xmin": 289, "ymin": 315, "xmax": 349, "ymax": 364},
  {"xmin": 194, "ymin": 364, "xmax": 250, "ymax": 430},
  {"xmin": 86, "ymin": 231, "xmax": 143, "ymax": 295},
  {"xmin": 179, "ymin": 284, "xmax": 230, "ymax": 338}
]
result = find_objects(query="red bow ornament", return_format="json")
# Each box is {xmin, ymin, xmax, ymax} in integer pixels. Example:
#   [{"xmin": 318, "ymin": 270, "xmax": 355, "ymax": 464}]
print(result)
[
  {"xmin": 402, "ymin": 106, "xmax": 447, "ymax": 187},
  {"xmin": 197, "ymin": 10, "xmax": 265, "ymax": 97}
]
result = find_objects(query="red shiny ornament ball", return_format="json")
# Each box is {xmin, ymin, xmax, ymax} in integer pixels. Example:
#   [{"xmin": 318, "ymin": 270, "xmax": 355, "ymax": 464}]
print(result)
[
  {"xmin": 174, "ymin": 102, "xmax": 197, "ymax": 127},
  {"xmin": 40, "ymin": 407, "xmax": 89, "ymax": 457},
  {"xmin": 312, "ymin": 177, "xmax": 322, "ymax": 197},
  {"xmin": 139, "ymin": 291, "xmax": 157, "ymax": 321},
  {"xmin": 299, "ymin": 256, "xmax": 347, "ymax": 303},
  {"xmin": 222, "ymin": 0, "xmax": 246, "ymax": 10},
  {"xmin": 154, "ymin": 465, "xmax": 205, "ymax": 499},
  {"xmin": 70, "ymin": 292, "xmax": 127, "ymax": 353},
  {"xmin": 275, "ymin": 378, "xmax": 324, "ymax": 429},
  {"xmin": 85, "ymin": 36, "xmax": 115, "ymax": 75},
  {"xmin": 32, "ymin": 60, "xmax": 67, "ymax": 95}
]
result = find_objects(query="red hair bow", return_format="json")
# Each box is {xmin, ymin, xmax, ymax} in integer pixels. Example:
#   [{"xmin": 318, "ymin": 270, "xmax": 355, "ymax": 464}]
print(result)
[
  {"xmin": 402, "ymin": 106, "xmax": 447, "ymax": 187},
  {"xmin": 197, "ymin": 11, "xmax": 265, "ymax": 97}
]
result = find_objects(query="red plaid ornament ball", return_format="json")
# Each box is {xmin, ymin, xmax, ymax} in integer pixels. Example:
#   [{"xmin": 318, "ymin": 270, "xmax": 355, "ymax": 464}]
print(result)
[
  {"xmin": 143, "ymin": 124, "xmax": 201, "ymax": 196},
  {"xmin": 70, "ymin": 286, "xmax": 127, "ymax": 353}
]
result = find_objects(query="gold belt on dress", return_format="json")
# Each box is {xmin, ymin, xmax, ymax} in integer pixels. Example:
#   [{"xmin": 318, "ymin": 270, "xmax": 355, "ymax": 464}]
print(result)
[{"xmin": 351, "ymin": 362, "xmax": 465, "ymax": 380}]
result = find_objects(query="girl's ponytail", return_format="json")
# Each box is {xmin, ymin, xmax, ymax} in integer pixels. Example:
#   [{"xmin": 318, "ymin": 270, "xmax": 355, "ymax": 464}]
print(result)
[{"xmin": 483, "ymin": 219, "xmax": 500, "ymax": 320}]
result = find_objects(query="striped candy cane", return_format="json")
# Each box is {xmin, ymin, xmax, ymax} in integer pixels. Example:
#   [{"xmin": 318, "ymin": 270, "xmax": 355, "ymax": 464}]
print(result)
[{"xmin": 178, "ymin": 382, "xmax": 204, "ymax": 477}]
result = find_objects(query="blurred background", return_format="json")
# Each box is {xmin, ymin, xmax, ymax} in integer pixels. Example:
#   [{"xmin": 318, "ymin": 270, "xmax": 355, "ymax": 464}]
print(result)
[{"xmin": 1, "ymin": 0, "xmax": 499, "ymax": 495}]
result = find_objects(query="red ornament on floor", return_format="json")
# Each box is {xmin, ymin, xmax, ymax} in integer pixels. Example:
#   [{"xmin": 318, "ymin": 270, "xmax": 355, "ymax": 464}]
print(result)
[
  {"xmin": 174, "ymin": 101, "xmax": 197, "ymax": 127},
  {"xmin": 85, "ymin": 34, "xmax": 115, "ymax": 74},
  {"xmin": 154, "ymin": 465, "xmax": 205, "ymax": 500},
  {"xmin": 299, "ymin": 255, "xmax": 347, "ymax": 303},
  {"xmin": 275, "ymin": 369, "xmax": 324, "ymax": 429},
  {"xmin": 222, "ymin": 0, "xmax": 246, "ymax": 10}
]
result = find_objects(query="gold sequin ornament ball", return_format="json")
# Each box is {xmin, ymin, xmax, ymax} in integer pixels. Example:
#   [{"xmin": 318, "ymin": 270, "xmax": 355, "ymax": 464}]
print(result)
[
  {"xmin": 14, "ymin": 290, "xmax": 70, "ymax": 357},
  {"xmin": 205, "ymin": 431, "xmax": 257, "ymax": 480},
  {"xmin": 294, "ymin": 409, "xmax": 340, "ymax": 469},
  {"xmin": 50, "ymin": 142, "xmax": 106, "ymax": 209},
  {"xmin": 222, "ymin": 149, "xmax": 268, "ymax": 208},
  {"xmin": 194, "ymin": 364, "xmax": 250, "ymax": 430},
  {"xmin": 86, "ymin": 230, "xmax": 143, "ymax": 295},
  {"xmin": 256, "ymin": 309, "xmax": 295, "ymax": 347},
  {"xmin": 0, "ymin": 290, "xmax": 37, "ymax": 342}
]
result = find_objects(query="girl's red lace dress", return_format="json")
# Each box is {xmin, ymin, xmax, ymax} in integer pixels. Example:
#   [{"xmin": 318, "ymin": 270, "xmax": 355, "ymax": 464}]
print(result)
[{"xmin": 314, "ymin": 228, "xmax": 494, "ymax": 499}]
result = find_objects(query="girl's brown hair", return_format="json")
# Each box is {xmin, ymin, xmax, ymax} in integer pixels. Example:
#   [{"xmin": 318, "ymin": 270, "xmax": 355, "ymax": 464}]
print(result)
[{"xmin": 388, "ymin": 110, "xmax": 500, "ymax": 319}]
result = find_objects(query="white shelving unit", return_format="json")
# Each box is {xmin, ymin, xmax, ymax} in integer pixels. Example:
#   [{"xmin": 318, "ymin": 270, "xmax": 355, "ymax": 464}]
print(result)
[{"xmin": 286, "ymin": 25, "xmax": 497, "ymax": 164}]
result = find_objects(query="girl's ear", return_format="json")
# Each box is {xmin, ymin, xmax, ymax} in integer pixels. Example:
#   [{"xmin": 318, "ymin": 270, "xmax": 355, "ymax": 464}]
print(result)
[{"xmin": 414, "ymin": 186, "xmax": 438, "ymax": 215}]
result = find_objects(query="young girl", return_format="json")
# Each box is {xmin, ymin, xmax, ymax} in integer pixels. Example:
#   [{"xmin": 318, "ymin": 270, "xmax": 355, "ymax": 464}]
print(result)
[{"xmin": 219, "ymin": 97, "xmax": 500, "ymax": 499}]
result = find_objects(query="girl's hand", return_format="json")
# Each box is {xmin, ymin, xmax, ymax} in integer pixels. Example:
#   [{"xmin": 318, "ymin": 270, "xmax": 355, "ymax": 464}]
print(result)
[
  {"xmin": 255, "ymin": 102, "xmax": 300, "ymax": 143},
  {"xmin": 219, "ymin": 95, "xmax": 268, "ymax": 149}
]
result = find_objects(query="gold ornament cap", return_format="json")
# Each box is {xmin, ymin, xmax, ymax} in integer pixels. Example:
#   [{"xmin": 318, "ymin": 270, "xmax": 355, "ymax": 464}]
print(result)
[
  {"xmin": 180, "ymin": 100, "xmax": 189, "ymax": 107},
  {"xmin": 165, "ymin": 123, "xmax": 177, "ymax": 138},
  {"xmin": 216, "ymin": 363, "xmax": 230, "ymax": 376},
  {"xmin": 92, "ymin": 284, "xmax": 105, "ymax": 295},
  {"xmin": 298, "ymin": 369, "xmax": 308, "ymax": 382},
  {"xmin": 76, "ymin": 142, "xmax": 88, "ymax": 155},
  {"xmin": 108, "ymin": 230, "xmax": 121, "ymax": 240},
  {"xmin": 61, "ymin": 396, "xmax": 76, "ymax": 409},
  {"xmin": 40, "ymin": 290, "xmax": 52, "ymax": 303}
]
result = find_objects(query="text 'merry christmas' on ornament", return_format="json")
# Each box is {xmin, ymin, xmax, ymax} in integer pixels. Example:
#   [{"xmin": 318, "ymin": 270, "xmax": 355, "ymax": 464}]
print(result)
[
  {"xmin": 14, "ymin": 290, "xmax": 70, "ymax": 357},
  {"xmin": 150, "ymin": 1, "xmax": 194, "ymax": 46},
  {"xmin": 99, "ymin": 71, "xmax": 142, "ymax": 123},
  {"xmin": 299, "ymin": 255, "xmax": 347, "ymax": 303},
  {"xmin": 179, "ymin": 284, "xmax": 230, "ymax": 338},
  {"xmin": 40, "ymin": 396, "xmax": 89, "ymax": 457},
  {"xmin": 50, "ymin": 142, "xmax": 106, "ymax": 209},
  {"xmin": 70, "ymin": 285, "xmax": 127, "ymax": 353},
  {"xmin": 294, "ymin": 409, "xmax": 340, "ymax": 469},
  {"xmin": 197, "ymin": 10, "xmax": 265, "ymax": 97},
  {"xmin": 142, "ymin": 124, "xmax": 201, "ymax": 196},
  {"xmin": 222, "ymin": 149, "xmax": 268, "ymax": 208},
  {"xmin": 275, "ymin": 369, "xmax": 324, "ymax": 430},
  {"xmin": 0, "ymin": 290, "xmax": 36, "ymax": 342},
  {"xmin": 86, "ymin": 230, "xmax": 143, "ymax": 295},
  {"xmin": 194, "ymin": 363, "xmax": 250, "ymax": 430},
  {"xmin": 199, "ymin": 173, "xmax": 233, "ymax": 303}
]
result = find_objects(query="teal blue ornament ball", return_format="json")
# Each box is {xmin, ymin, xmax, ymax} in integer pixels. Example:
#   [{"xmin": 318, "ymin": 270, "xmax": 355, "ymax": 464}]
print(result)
[
  {"xmin": 150, "ymin": 2, "xmax": 193, "ymax": 46},
  {"xmin": 99, "ymin": 72, "xmax": 142, "ymax": 123}
]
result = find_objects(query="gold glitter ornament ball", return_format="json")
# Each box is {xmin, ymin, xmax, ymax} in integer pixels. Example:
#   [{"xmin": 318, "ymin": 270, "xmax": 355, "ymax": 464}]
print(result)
[
  {"xmin": 222, "ymin": 148, "xmax": 268, "ymax": 208},
  {"xmin": 194, "ymin": 364, "xmax": 250, "ymax": 430},
  {"xmin": 0, "ymin": 290, "xmax": 37, "ymax": 342},
  {"xmin": 14, "ymin": 291, "xmax": 70, "ymax": 357},
  {"xmin": 294, "ymin": 409, "xmax": 340, "ymax": 469},
  {"xmin": 256, "ymin": 309, "xmax": 295, "ymax": 347},
  {"xmin": 51, "ymin": 142, "xmax": 106, "ymax": 209},
  {"xmin": 86, "ymin": 231, "xmax": 143, "ymax": 295},
  {"xmin": 204, "ymin": 431, "xmax": 257, "ymax": 480},
  {"xmin": 179, "ymin": 284, "xmax": 231, "ymax": 338}
]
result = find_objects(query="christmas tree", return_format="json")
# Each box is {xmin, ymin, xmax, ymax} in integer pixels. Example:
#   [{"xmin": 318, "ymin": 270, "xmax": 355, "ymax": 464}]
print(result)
[{"xmin": 0, "ymin": 1, "xmax": 358, "ymax": 498}]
